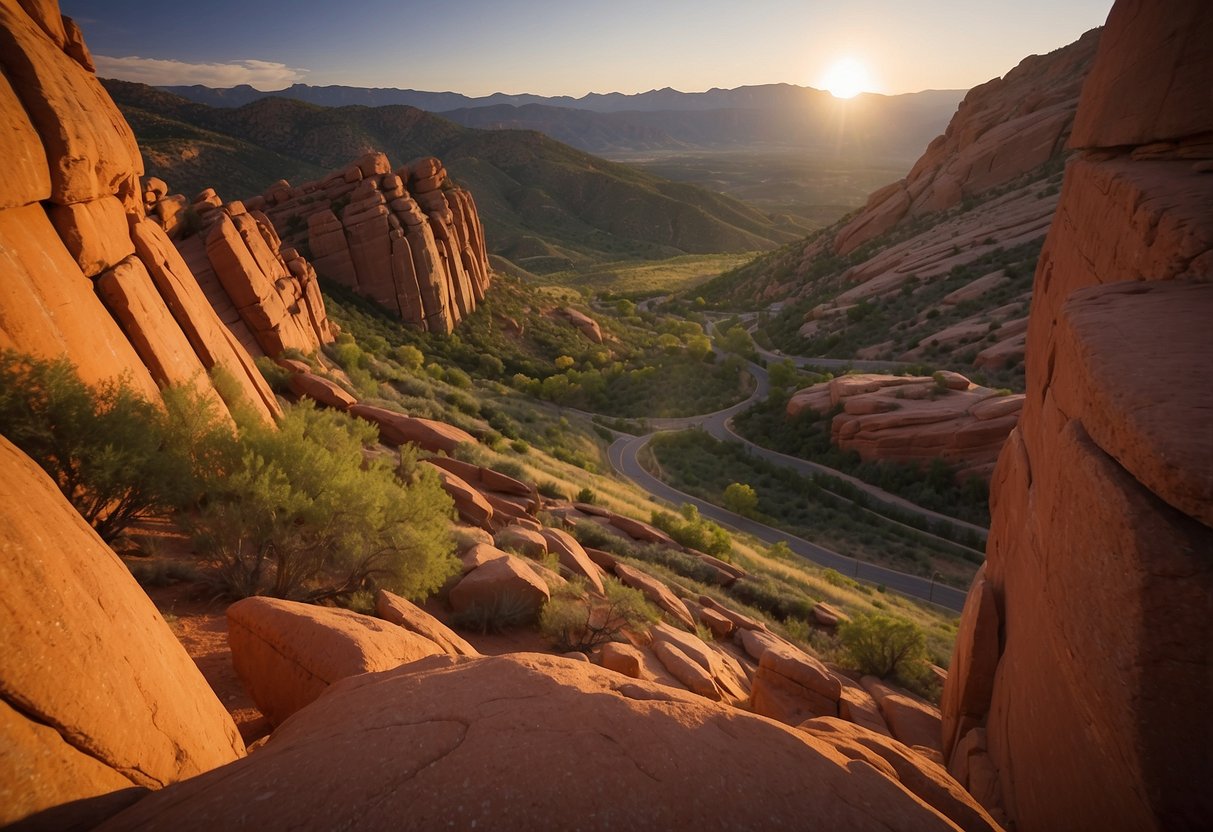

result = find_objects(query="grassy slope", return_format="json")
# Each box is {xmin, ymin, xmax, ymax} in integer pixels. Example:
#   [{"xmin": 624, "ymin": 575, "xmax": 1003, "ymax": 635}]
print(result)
[{"xmin": 105, "ymin": 80, "xmax": 799, "ymax": 272}]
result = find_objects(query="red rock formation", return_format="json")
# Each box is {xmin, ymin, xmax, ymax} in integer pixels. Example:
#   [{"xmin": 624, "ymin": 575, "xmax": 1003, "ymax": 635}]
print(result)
[
  {"xmin": 255, "ymin": 152, "xmax": 492, "ymax": 334},
  {"xmin": 226, "ymin": 597, "xmax": 443, "ymax": 727},
  {"xmin": 0, "ymin": 1, "xmax": 290, "ymax": 426},
  {"xmin": 941, "ymin": 2, "xmax": 1213, "ymax": 828},
  {"xmin": 0, "ymin": 436, "xmax": 245, "ymax": 829},
  {"xmin": 787, "ymin": 372, "xmax": 1023, "ymax": 479},
  {"xmin": 99, "ymin": 653, "xmax": 998, "ymax": 831},
  {"xmin": 373, "ymin": 589, "xmax": 479, "ymax": 657},
  {"xmin": 834, "ymin": 29, "xmax": 1101, "ymax": 255}
]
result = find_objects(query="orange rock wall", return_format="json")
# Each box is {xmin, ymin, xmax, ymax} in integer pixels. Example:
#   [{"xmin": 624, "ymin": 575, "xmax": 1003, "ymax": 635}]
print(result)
[
  {"xmin": 252, "ymin": 152, "xmax": 492, "ymax": 333},
  {"xmin": 941, "ymin": 2, "xmax": 1213, "ymax": 828},
  {"xmin": 0, "ymin": 0, "xmax": 285, "ymax": 424},
  {"xmin": 833, "ymin": 29, "xmax": 1100, "ymax": 255}
]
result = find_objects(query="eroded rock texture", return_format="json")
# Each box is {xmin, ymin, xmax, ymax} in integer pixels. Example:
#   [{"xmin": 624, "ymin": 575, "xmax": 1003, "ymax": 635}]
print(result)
[
  {"xmin": 0, "ymin": 0, "xmax": 298, "ymax": 426},
  {"xmin": 787, "ymin": 372, "xmax": 1023, "ymax": 480},
  {"xmin": 251, "ymin": 152, "xmax": 492, "ymax": 333},
  {"xmin": 940, "ymin": 2, "xmax": 1213, "ymax": 829},
  {"xmin": 0, "ymin": 436, "xmax": 245, "ymax": 830}
]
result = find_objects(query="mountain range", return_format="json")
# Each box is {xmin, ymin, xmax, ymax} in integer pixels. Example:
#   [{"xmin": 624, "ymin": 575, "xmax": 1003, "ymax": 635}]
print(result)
[
  {"xmin": 105, "ymin": 81, "xmax": 807, "ymax": 273},
  {"xmin": 161, "ymin": 82, "xmax": 965, "ymax": 158}
]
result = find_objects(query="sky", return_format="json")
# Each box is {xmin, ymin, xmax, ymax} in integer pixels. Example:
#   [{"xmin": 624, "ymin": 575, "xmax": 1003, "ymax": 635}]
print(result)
[{"xmin": 62, "ymin": 0, "xmax": 1114, "ymax": 98}]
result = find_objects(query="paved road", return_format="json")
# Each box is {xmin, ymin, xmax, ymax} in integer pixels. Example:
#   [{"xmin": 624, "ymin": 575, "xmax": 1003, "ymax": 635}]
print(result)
[{"xmin": 608, "ymin": 432, "xmax": 968, "ymax": 612}]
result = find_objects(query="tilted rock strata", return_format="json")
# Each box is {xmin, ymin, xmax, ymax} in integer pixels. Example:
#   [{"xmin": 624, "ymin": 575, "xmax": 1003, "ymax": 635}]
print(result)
[
  {"xmin": 787, "ymin": 373, "xmax": 1023, "ymax": 479},
  {"xmin": 254, "ymin": 152, "xmax": 491, "ymax": 334},
  {"xmin": 833, "ymin": 28, "xmax": 1100, "ymax": 255},
  {"xmin": 99, "ymin": 653, "xmax": 998, "ymax": 832},
  {"xmin": 941, "ymin": 2, "xmax": 1213, "ymax": 828},
  {"xmin": 0, "ymin": 0, "xmax": 292, "ymax": 425},
  {"xmin": 0, "ymin": 436, "xmax": 245, "ymax": 829}
]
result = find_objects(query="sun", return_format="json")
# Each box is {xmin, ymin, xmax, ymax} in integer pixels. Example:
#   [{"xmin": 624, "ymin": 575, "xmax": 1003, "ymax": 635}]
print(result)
[{"xmin": 819, "ymin": 57, "xmax": 871, "ymax": 99}]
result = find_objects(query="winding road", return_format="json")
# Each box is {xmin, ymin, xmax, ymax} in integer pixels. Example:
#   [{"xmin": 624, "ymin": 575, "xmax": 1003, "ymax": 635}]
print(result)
[{"xmin": 601, "ymin": 342, "xmax": 979, "ymax": 612}]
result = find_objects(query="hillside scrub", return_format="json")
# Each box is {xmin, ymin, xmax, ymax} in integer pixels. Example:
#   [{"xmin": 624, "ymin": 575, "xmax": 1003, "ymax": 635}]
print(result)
[
  {"xmin": 539, "ymin": 577, "xmax": 660, "ymax": 653},
  {"xmin": 732, "ymin": 391, "xmax": 991, "ymax": 527},
  {"xmin": 190, "ymin": 402, "xmax": 459, "ymax": 602},
  {"xmin": 839, "ymin": 612, "xmax": 932, "ymax": 689},
  {"xmin": 0, "ymin": 352, "xmax": 226, "ymax": 542},
  {"xmin": 647, "ymin": 430, "xmax": 980, "ymax": 587}
]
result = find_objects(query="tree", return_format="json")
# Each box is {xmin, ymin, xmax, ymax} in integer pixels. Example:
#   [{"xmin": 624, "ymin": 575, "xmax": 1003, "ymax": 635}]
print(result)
[
  {"xmin": 838, "ymin": 613, "xmax": 928, "ymax": 679},
  {"xmin": 0, "ymin": 351, "xmax": 222, "ymax": 542},
  {"xmin": 719, "ymin": 325, "xmax": 755, "ymax": 357},
  {"xmin": 723, "ymin": 482, "xmax": 758, "ymax": 516},
  {"xmin": 189, "ymin": 402, "xmax": 458, "ymax": 602},
  {"xmin": 686, "ymin": 333, "xmax": 713, "ymax": 361},
  {"xmin": 768, "ymin": 359, "xmax": 798, "ymax": 391}
]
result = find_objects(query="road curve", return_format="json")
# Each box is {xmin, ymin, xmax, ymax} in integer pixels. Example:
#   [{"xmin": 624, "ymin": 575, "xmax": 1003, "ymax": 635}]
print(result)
[{"xmin": 608, "ymin": 432, "xmax": 968, "ymax": 612}]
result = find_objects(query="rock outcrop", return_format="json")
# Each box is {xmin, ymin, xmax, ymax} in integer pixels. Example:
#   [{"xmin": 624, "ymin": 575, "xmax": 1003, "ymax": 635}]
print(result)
[
  {"xmin": 0, "ymin": 436, "xmax": 245, "ymax": 830},
  {"xmin": 787, "ymin": 372, "xmax": 1023, "ymax": 479},
  {"xmin": 833, "ymin": 29, "xmax": 1100, "ymax": 255},
  {"xmin": 253, "ymin": 152, "xmax": 491, "ymax": 333},
  {"xmin": 99, "ymin": 653, "xmax": 997, "ymax": 831},
  {"xmin": 941, "ymin": 2, "xmax": 1213, "ymax": 828},
  {"xmin": 0, "ymin": 1, "xmax": 321, "ymax": 427}
]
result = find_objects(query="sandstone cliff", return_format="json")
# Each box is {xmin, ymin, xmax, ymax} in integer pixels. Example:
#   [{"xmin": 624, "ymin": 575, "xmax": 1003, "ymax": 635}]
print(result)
[
  {"xmin": 247, "ymin": 152, "xmax": 492, "ymax": 333},
  {"xmin": 940, "ymin": 2, "xmax": 1213, "ymax": 829},
  {"xmin": 0, "ymin": 0, "xmax": 338, "ymax": 426}
]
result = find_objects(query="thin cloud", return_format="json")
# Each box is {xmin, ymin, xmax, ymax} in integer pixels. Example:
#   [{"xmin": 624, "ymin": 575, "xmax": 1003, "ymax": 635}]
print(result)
[{"xmin": 93, "ymin": 55, "xmax": 308, "ymax": 89}]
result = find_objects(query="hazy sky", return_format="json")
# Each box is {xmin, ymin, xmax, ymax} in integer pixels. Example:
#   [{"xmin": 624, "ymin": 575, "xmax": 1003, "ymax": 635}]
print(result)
[{"xmin": 62, "ymin": 0, "xmax": 1113, "ymax": 97}]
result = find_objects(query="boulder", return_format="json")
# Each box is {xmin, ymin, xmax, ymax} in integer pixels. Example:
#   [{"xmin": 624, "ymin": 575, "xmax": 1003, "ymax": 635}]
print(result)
[
  {"xmin": 652, "ymin": 640, "xmax": 720, "ymax": 700},
  {"xmin": 799, "ymin": 718, "xmax": 1002, "ymax": 832},
  {"xmin": 99, "ymin": 653, "xmax": 978, "ymax": 831},
  {"xmin": 613, "ymin": 562, "xmax": 695, "ymax": 630},
  {"xmin": 494, "ymin": 524, "xmax": 548, "ymax": 557},
  {"xmin": 940, "ymin": 566, "xmax": 1000, "ymax": 758},
  {"xmin": 373, "ymin": 590, "xmax": 478, "ymax": 657},
  {"xmin": 447, "ymin": 554, "xmax": 550, "ymax": 622},
  {"xmin": 285, "ymin": 371, "xmax": 357, "ymax": 410},
  {"xmin": 750, "ymin": 646, "xmax": 842, "ymax": 724},
  {"xmin": 0, "ymin": 437, "xmax": 244, "ymax": 829},
  {"xmin": 421, "ymin": 461, "xmax": 494, "ymax": 529},
  {"xmin": 226, "ymin": 597, "xmax": 443, "ymax": 727},
  {"xmin": 0, "ymin": 66, "xmax": 51, "ymax": 208},
  {"xmin": 539, "ymin": 527, "xmax": 605, "ymax": 594},
  {"xmin": 46, "ymin": 196, "xmax": 134, "ymax": 277},
  {"xmin": 862, "ymin": 677, "xmax": 943, "ymax": 754},
  {"xmin": 349, "ymin": 403, "xmax": 476, "ymax": 453},
  {"xmin": 599, "ymin": 642, "xmax": 644, "ymax": 678}
]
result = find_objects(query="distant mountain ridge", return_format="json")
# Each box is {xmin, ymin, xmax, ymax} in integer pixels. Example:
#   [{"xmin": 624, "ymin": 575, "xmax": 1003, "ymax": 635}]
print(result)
[
  {"xmin": 105, "ymin": 80, "xmax": 803, "ymax": 274},
  {"xmin": 159, "ymin": 82, "xmax": 965, "ymax": 158}
]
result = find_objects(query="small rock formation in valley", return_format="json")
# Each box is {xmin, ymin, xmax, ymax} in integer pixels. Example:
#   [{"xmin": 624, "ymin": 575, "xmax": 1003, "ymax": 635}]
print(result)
[
  {"xmin": 250, "ymin": 152, "xmax": 492, "ymax": 333},
  {"xmin": 787, "ymin": 372, "xmax": 1024, "ymax": 480},
  {"xmin": 940, "ymin": 1, "xmax": 1213, "ymax": 828}
]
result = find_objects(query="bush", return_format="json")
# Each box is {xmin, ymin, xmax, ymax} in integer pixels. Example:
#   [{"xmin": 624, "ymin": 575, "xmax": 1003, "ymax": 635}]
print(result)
[
  {"xmin": 188, "ymin": 402, "xmax": 459, "ymax": 601},
  {"xmin": 0, "ymin": 352, "xmax": 225, "ymax": 541},
  {"xmin": 838, "ymin": 613, "xmax": 928, "ymax": 680},
  {"xmin": 449, "ymin": 589, "xmax": 542, "ymax": 634},
  {"xmin": 539, "ymin": 578, "xmax": 659, "ymax": 652},
  {"xmin": 392, "ymin": 344, "xmax": 424, "ymax": 371},
  {"xmin": 651, "ymin": 503, "xmax": 732, "ymax": 558},
  {"xmin": 723, "ymin": 482, "xmax": 758, "ymax": 516},
  {"xmin": 537, "ymin": 480, "xmax": 566, "ymax": 499},
  {"xmin": 574, "ymin": 487, "xmax": 597, "ymax": 504}
]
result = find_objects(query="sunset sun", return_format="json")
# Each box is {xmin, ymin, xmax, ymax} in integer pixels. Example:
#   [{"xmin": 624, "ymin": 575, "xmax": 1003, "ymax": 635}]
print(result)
[{"xmin": 819, "ymin": 57, "xmax": 871, "ymax": 99}]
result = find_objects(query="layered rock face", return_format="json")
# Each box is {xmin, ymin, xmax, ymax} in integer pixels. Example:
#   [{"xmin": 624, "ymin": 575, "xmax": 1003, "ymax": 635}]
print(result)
[
  {"xmin": 0, "ymin": 435, "xmax": 245, "ymax": 830},
  {"xmin": 833, "ymin": 28, "xmax": 1100, "ymax": 256},
  {"xmin": 941, "ymin": 2, "xmax": 1213, "ymax": 829},
  {"xmin": 787, "ymin": 372, "xmax": 1023, "ymax": 480},
  {"xmin": 251, "ymin": 152, "xmax": 491, "ymax": 333},
  {"xmin": 0, "ymin": 0, "xmax": 319, "ymax": 426}
]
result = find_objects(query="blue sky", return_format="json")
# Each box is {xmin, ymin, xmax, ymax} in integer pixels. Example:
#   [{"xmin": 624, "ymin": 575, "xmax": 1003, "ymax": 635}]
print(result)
[{"xmin": 62, "ymin": 0, "xmax": 1113, "ymax": 96}]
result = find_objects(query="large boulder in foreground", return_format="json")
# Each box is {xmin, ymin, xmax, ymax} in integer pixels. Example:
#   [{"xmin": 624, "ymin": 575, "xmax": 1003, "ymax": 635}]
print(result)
[
  {"xmin": 0, "ymin": 437, "xmax": 244, "ymax": 829},
  {"xmin": 226, "ymin": 597, "xmax": 443, "ymax": 727},
  {"xmin": 100, "ymin": 653, "xmax": 992, "ymax": 831}
]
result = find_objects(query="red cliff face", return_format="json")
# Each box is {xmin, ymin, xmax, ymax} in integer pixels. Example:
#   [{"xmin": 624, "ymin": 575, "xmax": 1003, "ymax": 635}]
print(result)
[
  {"xmin": 833, "ymin": 29, "xmax": 1100, "ymax": 256},
  {"xmin": 250, "ymin": 152, "xmax": 493, "ymax": 334},
  {"xmin": 941, "ymin": 2, "xmax": 1213, "ymax": 829},
  {"xmin": 0, "ymin": 0, "xmax": 339, "ymax": 425}
]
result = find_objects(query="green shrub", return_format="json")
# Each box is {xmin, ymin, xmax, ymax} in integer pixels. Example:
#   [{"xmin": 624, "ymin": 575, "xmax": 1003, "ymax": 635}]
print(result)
[
  {"xmin": 0, "ymin": 352, "xmax": 225, "ymax": 541},
  {"xmin": 574, "ymin": 487, "xmax": 597, "ymax": 504},
  {"xmin": 450, "ymin": 589, "xmax": 542, "ymax": 634},
  {"xmin": 838, "ymin": 613, "xmax": 928, "ymax": 680},
  {"xmin": 723, "ymin": 482, "xmax": 758, "ymax": 516},
  {"xmin": 188, "ymin": 402, "xmax": 458, "ymax": 602},
  {"xmin": 539, "ymin": 578, "xmax": 659, "ymax": 652},
  {"xmin": 392, "ymin": 344, "xmax": 425, "ymax": 371},
  {"xmin": 651, "ymin": 503, "xmax": 732, "ymax": 558},
  {"xmin": 537, "ymin": 480, "xmax": 566, "ymax": 499}
]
